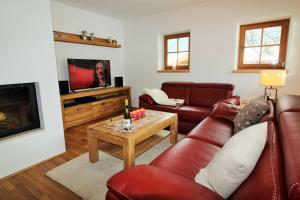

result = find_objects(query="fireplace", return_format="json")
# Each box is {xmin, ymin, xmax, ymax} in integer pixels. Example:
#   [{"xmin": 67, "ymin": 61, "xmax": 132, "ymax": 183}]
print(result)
[{"xmin": 0, "ymin": 83, "xmax": 40, "ymax": 138}]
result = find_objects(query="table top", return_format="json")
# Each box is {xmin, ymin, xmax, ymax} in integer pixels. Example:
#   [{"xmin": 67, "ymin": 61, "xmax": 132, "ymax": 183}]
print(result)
[{"xmin": 87, "ymin": 110, "xmax": 177, "ymax": 141}]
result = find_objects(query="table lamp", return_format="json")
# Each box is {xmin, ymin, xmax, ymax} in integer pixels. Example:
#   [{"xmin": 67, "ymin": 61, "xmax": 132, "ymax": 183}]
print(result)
[{"xmin": 260, "ymin": 70, "xmax": 286, "ymax": 101}]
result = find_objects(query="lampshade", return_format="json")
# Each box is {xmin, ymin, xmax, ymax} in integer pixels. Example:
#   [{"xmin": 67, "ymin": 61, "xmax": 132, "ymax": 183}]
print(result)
[{"xmin": 260, "ymin": 70, "xmax": 286, "ymax": 87}]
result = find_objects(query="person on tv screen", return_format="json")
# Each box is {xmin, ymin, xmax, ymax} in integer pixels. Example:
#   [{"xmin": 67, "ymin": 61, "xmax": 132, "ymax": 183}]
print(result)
[{"xmin": 93, "ymin": 62, "xmax": 109, "ymax": 87}]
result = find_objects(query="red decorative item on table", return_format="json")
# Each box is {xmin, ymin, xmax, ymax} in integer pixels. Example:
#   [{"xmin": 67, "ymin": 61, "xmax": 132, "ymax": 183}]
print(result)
[{"xmin": 130, "ymin": 109, "xmax": 146, "ymax": 121}]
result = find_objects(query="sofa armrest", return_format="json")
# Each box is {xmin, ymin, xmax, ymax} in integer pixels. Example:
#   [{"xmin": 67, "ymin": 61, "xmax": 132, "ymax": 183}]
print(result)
[
  {"xmin": 139, "ymin": 94, "xmax": 155, "ymax": 106},
  {"xmin": 211, "ymin": 102, "xmax": 240, "ymax": 122},
  {"xmin": 107, "ymin": 165, "xmax": 223, "ymax": 200},
  {"xmin": 213, "ymin": 96, "xmax": 240, "ymax": 107}
]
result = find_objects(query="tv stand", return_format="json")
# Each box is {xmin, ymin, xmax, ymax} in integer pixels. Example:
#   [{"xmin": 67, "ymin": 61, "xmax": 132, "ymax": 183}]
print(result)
[{"xmin": 60, "ymin": 86, "xmax": 131, "ymax": 129}]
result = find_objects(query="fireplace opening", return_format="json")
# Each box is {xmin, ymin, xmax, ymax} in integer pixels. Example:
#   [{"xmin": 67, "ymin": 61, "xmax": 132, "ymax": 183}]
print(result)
[{"xmin": 0, "ymin": 83, "xmax": 40, "ymax": 138}]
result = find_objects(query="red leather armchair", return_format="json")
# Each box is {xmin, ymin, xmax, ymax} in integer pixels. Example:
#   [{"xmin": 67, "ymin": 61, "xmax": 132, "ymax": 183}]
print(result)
[{"xmin": 139, "ymin": 82, "xmax": 240, "ymax": 133}]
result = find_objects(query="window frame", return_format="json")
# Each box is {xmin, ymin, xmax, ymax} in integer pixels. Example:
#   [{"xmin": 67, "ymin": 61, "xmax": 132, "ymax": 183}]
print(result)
[
  {"xmin": 237, "ymin": 19, "xmax": 290, "ymax": 70},
  {"xmin": 164, "ymin": 32, "xmax": 190, "ymax": 70}
]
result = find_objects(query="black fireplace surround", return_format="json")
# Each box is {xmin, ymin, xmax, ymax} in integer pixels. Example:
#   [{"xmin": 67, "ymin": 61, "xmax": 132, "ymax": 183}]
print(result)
[{"xmin": 0, "ymin": 83, "xmax": 40, "ymax": 138}]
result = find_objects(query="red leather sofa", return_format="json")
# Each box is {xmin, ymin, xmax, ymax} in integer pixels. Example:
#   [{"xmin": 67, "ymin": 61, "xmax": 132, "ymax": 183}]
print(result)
[
  {"xmin": 106, "ymin": 95, "xmax": 300, "ymax": 200},
  {"xmin": 139, "ymin": 82, "xmax": 239, "ymax": 133}
]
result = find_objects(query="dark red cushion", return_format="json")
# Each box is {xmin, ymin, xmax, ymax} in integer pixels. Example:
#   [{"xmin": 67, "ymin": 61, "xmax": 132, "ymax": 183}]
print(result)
[
  {"xmin": 187, "ymin": 117, "xmax": 233, "ymax": 147},
  {"xmin": 177, "ymin": 106, "xmax": 211, "ymax": 123},
  {"xmin": 189, "ymin": 86, "xmax": 233, "ymax": 107},
  {"xmin": 150, "ymin": 138, "xmax": 220, "ymax": 179},
  {"xmin": 213, "ymin": 96, "xmax": 241, "ymax": 108},
  {"xmin": 161, "ymin": 82, "xmax": 191, "ymax": 105},
  {"xmin": 192, "ymin": 83, "xmax": 234, "ymax": 90},
  {"xmin": 211, "ymin": 102, "xmax": 240, "ymax": 122}
]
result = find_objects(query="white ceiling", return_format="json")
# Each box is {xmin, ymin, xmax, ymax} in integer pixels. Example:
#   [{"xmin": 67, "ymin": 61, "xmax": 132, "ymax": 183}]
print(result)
[{"xmin": 51, "ymin": 0, "xmax": 210, "ymax": 19}]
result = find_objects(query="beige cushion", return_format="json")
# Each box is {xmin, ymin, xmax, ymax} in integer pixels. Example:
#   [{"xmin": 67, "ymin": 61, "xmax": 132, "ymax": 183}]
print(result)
[{"xmin": 195, "ymin": 122, "xmax": 268, "ymax": 199}]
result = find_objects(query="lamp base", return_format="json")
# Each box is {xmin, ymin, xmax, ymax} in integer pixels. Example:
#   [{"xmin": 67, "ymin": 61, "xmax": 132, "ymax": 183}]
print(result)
[{"xmin": 264, "ymin": 86, "xmax": 277, "ymax": 101}]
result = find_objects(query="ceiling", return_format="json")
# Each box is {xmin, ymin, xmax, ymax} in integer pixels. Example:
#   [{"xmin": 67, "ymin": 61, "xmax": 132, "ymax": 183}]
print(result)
[{"xmin": 51, "ymin": 0, "xmax": 210, "ymax": 19}]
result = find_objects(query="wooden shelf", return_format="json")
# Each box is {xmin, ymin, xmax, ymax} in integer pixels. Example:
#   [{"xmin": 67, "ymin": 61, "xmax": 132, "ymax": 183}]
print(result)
[{"xmin": 53, "ymin": 31, "xmax": 121, "ymax": 48}]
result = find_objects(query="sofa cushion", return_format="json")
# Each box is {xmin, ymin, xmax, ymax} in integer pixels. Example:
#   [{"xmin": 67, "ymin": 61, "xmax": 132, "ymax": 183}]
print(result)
[
  {"xmin": 150, "ymin": 138, "xmax": 220, "ymax": 180},
  {"xmin": 161, "ymin": 82, "xmax": 192, "ymax": 105},
  {"xmin": 192, "ymin": 83, "xmax": 234, "ymax": 90},
  {"xmin": 211, "ymin": 103, "xmax": 240, "ymax": 122},
  {"xmin": 187, "ymin": 117, "xmax": 233, "ymax": 147},
  {"xmin": 189, "ymin": 85, "xmax": 233, "ymax": 107},
  {"xmin": 195, "ymin": 122, "xmax": 268, "ymax": 199},
  {"xmin": 178, "ymin": 106, "xmax": 211, "ymax": 123},
  {"xmin": 233, "ymin": 100, "xmax": 270, "ymax": 133},
  {"xmin": 213, "ymin": 96, "xmax": 241, "ymax": 108}
]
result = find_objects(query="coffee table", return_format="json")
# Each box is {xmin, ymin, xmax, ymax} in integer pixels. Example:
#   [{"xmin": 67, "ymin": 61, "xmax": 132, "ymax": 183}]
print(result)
[{"xmin": 87, "ymin": 110, "xmax": 178, "ymax": 168}]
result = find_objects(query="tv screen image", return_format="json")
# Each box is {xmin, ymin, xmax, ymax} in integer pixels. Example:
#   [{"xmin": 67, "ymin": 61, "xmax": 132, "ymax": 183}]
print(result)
[{"xmin": 67, "ymin": 59, "xmax": 111, "ymax": 91}]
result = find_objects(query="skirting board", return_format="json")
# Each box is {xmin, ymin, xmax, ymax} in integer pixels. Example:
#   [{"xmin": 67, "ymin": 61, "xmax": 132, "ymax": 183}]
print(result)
[{"xmin": 0, "ymin": 151, "xmax": 66, "ymax": 181}]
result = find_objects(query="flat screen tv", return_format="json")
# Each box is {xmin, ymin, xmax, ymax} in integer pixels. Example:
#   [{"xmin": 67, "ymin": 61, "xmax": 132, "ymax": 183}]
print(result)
[{"xmin": 67, "ymin": 58, "xmax": 111, "ymax": 91}]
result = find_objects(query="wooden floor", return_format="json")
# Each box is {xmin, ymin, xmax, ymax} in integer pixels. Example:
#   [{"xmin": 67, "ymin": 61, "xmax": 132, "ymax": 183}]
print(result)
[{"xmin": 0, "ymin": 119, "xmax": 105, "ymax": 200}]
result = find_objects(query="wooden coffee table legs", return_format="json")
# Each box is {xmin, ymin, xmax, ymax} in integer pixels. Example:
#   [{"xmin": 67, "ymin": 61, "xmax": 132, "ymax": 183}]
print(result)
[
  {"xmin": 123, "ymin": 140, "xmax": 135, "ymax": 168},
  {"xmin": 88, "ymin": 132, "xmax": 99, "ymax": 163},
  {"xmin": 87, "ymin": 131, "xmax": 136, "ymax": 168},
  {"xmin": 87, "ymin": 135, "xmax": 135, "ymax": 168},
  {"xmin": 170, "ymin": 118, "xmax": 178, "ymax": 144}
]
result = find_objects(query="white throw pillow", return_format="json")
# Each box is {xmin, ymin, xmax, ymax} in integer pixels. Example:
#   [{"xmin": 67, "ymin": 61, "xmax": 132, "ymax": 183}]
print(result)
[{"xmin": 195, "ymin": 122, "xmax": 268, "ymax": 199}]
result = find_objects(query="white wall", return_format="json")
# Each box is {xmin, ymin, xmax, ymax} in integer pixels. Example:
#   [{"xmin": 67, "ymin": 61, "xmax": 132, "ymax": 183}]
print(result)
[
  {"xmin": 50, "ymin": 2, "xmax": 125, "ymax": 85},
  {"xmin": 0, "ymin": 0, "xmax": 65, "ymax": 178},
  {"xmin": 123, "ymin": 0, "xmax": 300, "ymax": 106}
]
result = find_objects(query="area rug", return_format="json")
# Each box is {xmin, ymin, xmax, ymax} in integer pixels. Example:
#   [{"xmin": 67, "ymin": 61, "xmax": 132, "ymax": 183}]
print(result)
[{"xmin": 46, "ymin": 131, "xmax": 181, "ymax": 200}]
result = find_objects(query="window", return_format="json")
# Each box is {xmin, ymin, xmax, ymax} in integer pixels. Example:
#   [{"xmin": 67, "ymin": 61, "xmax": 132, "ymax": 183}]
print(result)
[
  {"xmin": 237, "ymin": 19, "xmax": 289, "ymax": 70},
  {"xmin": 164, "ymin": 32, "xmax": 190, "ymax": 71}
]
